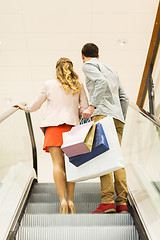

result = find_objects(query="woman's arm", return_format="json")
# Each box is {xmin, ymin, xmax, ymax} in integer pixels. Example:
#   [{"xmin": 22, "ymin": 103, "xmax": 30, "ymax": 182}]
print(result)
[{"xmin": 14, "ymin": 82, "xmax": 47, "ymax": 112}]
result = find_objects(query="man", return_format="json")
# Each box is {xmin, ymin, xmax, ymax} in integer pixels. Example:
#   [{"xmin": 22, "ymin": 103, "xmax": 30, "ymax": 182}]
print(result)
[{"xmin": 81, "ymin": 43, "xmax": 129, "ymax": 213}]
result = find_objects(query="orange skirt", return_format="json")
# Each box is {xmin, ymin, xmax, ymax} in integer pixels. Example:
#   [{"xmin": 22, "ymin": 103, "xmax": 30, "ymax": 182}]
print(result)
[{"xmin": 43, "ymin": 124, "xmax": 73, "ymax": 152}]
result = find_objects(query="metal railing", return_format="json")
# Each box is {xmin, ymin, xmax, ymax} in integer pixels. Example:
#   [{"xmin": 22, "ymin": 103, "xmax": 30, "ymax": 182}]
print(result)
[{"xmin": 0, "ymin": 107, "xmax": 38, "ymax": 176}]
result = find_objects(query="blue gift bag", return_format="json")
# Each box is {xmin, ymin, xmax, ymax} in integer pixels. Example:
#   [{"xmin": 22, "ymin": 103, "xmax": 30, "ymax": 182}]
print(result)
[{"xmin": 69, "ymin": 123, "xmax": 109, "ymax": 167}]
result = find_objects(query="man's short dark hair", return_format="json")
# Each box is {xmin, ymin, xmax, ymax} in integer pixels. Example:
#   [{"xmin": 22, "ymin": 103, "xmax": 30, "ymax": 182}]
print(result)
[{"xmin": 81, "ymin": 43, "xmax": 99, "ymax": 57}]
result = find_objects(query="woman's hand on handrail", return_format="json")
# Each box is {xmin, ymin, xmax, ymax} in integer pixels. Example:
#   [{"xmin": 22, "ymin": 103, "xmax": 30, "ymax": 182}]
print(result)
[{"xmin": 13, "ymin": 104, "xmax": 25, "ymax": 110}]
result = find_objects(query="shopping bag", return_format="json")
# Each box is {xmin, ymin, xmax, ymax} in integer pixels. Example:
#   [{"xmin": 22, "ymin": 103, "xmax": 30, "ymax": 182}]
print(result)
[
  {"xmin": 61, "ymin": 120, "xmax": 96, "ymax": 158},
  {"xmin": 65, "ymin": 117, "xmax": 124, "ymax": 182},
  {"xmin": 83, "ymin": 121, "xmax": 96, "ymax": 152},
  {"xmin": 69, "ymin": 122, "xmax": 109, "ymax": 167}
]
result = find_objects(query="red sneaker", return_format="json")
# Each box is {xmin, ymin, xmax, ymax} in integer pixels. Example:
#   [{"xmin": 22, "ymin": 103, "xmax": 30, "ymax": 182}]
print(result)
[
  {"xmin": 116, "ymin": 205, "xmax": 128, "ymax": 213},
  {"xmin": 91, "ymin": 203, "xmax": 116, "ymax": 214}
]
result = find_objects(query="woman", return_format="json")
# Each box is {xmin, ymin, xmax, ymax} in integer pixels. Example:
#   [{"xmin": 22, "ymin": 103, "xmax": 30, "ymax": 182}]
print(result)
[{"xmin": 16, "ymin": 58, "xmax": 89, "ymax": 214}]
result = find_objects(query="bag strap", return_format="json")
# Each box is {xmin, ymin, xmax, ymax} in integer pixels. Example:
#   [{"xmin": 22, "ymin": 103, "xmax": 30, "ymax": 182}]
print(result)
[{"xmin": 80, "ymin": 118, "xmax": 91, "ymax": 125}]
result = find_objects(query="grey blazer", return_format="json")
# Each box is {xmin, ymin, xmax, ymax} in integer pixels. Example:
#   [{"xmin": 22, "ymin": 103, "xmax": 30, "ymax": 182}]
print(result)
[{"xmin": 82, "ymin": 58, "xmax": 129, "ymax": 123}]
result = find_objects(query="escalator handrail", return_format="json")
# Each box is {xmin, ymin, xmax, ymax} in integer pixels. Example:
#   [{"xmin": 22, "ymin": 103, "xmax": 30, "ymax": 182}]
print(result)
[
  {"xmin": 25, "ymin": 111, "xmax": 38, "ymax": 176},
  {"xmin": 130, "ymin": 102, "xmax": 160, "ymax": 128},
  {"xmin": 0, "ymin": 106, "xmax": 19, "ymax": 123},
  {"xmin": 0, "ymin": 106, "xmax": 38, "ymax": 176},
  {"xmin": 136, "ymin": 3, "xmax": 160, "ymax": 108}
]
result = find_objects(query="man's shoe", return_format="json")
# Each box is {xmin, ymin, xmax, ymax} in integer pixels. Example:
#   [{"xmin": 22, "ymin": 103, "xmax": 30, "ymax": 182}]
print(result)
[
  {"xmin": 116, "ymin": 205, "xmax": 128, "ymax": 213},
  {"xmin": 91, "ymin": 203, "xmax": 116, "ymax": 214}
]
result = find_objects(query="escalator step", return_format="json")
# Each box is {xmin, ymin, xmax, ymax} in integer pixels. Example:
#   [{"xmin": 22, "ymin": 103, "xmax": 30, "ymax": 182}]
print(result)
[
  {"xmin": 25, "ymin": 202, "xmax": 98, "ymax": 214},
  {"xmin": 33, "ymin": 183, "xmax": 100, "ymax": 194},
  {"xmin": 16, "ymin": 226, "xmax": 139, "ymax": 240},
  {"xmin": 29, "ymin": 193, "xmax": 101, "ymax": 203},
  {"xmin": 21, "ymin": 214, "xmax": 134, "ymax": 227}
]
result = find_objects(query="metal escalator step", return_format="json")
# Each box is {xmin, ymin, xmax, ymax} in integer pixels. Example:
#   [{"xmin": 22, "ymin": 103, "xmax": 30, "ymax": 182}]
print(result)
[
  {"xmin": 29, "ymin": 193, "xmax": 59, "ymax": 203},
  {"xmin": 16, "ymin": 226, "xmax": 139, "ymax": 240},
  {"xmin": 21, "ymin": 214, "xmax": 134, "ymax": 227},
  {"xmin": 33, "ymin": 183, "xmax": 100, "ymax": 194},
  {"xmin": 29, "ymin": 193, "xmax": 101, "ymax": 203},
  {"xmin": 25, "ymin": 202, "xmax": 98, "ymax": 214}
]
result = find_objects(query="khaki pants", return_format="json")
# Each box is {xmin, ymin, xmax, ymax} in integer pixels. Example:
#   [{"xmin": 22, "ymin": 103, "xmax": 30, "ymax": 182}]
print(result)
[{"xmin": 92, "ymin": 115, "xmax": 128, "ymax": 206}]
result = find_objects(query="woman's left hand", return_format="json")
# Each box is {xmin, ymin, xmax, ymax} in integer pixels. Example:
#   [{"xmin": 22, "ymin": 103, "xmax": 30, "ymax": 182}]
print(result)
[{"xmin": 13, "ymin": 104, "xmax": 25, "ymax": 110}]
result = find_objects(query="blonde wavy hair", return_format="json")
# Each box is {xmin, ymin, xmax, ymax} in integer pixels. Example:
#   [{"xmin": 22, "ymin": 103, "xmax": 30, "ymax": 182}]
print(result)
[{"xmin": 56, "ymin": 58, "xmax": 81, "ymax": 94}]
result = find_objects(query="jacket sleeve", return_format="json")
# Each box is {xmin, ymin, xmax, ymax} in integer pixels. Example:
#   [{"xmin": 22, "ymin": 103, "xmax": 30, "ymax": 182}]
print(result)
[
  {"xmin": 82, "ymin": 63, "xmax": 107, "ymax": 107},
  {"xmin": 27, "ymin": 82, "xmax": 47, "ymax": 112},
  {"xmin": 79, "ymin": 84, "xmax": 89, "ymax": 115},
  {"xmin": 118, "ymin": 80, "xmax": 129, "ymax": 120}
]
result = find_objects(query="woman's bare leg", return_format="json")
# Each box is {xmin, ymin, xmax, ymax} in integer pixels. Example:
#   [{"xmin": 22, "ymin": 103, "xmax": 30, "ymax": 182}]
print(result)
[
  {"xmin": 67, "ymin": 182, "xmax": 76, "ymax": 213},
  {"xmin": 48, "ymin": 146, "xmax": 68, "ymax": 214}
]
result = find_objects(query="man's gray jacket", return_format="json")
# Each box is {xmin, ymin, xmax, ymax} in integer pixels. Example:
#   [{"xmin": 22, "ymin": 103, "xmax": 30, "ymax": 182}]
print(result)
[{"xmin": 82, "ymin": 58, "xmax": 129, "ymax": 123}]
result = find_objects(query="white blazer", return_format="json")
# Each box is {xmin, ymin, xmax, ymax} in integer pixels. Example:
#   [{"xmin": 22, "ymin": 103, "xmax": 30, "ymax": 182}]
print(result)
[{"xmin": 27, "ymin": 79, "xmax": 89, "ymax": 130}]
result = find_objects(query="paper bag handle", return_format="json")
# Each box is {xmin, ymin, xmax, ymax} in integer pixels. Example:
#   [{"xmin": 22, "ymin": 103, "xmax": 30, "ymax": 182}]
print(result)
[{"xmin": 80, "ymin": 118, "xmax": 91, "ymax": 125}]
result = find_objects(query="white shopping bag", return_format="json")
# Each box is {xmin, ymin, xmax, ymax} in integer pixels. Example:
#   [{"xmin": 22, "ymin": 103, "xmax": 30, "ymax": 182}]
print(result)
[{"xmin": 65, "ymin": 117, "xmax": 124, "ymax": 182}]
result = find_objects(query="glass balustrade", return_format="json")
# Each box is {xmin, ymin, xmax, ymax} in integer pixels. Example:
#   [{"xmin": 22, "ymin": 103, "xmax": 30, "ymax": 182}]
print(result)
[{"xmin": 0, "ymin": 109, "xmax": 35, "ymax": 199}]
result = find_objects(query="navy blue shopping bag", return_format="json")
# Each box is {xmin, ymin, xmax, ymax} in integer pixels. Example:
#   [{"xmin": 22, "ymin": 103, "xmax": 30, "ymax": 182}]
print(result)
[{"xmin": 69, "ymin": 122, "xmax": 109, "ymax": 167}]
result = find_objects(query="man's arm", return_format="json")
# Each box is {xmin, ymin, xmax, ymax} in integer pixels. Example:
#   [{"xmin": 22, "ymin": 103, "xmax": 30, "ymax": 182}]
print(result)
[
  {"xmin": 83, "ymin": 63, "xmax": 107, "ymax": 107},
  {"xmin": 118, "ymin": 81, "xmax": 129, "ymax": 120},
  {"xmin": 82, "ymin": 63, "xmax": 107, "ymax": 119}
]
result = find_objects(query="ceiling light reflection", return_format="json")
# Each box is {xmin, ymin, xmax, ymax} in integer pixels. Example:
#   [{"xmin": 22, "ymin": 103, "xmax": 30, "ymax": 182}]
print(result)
[{"xmin": 118, "ymin": 39, "xmax": 127, "ymax": 46}]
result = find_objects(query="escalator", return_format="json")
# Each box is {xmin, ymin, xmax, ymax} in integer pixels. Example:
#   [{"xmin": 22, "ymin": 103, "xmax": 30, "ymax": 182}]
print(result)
[
  {"xmin": 0, "ymin": 105, "xmax": 148, "ymax": 240},
  {"xmin": 1, "ymin": 4, "xmax": 160, "ymax": 239},
  {"xmin": 15, "ymin": 182, "xmax": 140, "ymax": 240},
  {"xmin": 3, "ymin": 93, "xmax": 158, "ymax": 240},
  {"xmin": 0, "ymin": 106, "xmax": 151, "ymax": 239},
  {"xmin": 0, "ymin": 89, "xmax": 159, "ymax": 240}
]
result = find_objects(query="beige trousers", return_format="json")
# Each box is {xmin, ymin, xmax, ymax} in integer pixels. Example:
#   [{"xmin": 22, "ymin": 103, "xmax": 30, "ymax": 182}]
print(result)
[{"xmin": 92, "ymin": 115, "xmax": 128, "ymax": 206}]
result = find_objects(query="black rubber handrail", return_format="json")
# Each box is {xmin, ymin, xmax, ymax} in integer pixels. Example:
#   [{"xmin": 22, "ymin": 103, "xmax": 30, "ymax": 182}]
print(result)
[
  {"xmin": 0, "ymin": 107, "xmax": 38, "ymax": 176},
  {"xmin": 130, "ymin": 102, "xmax": 160, "ymax": 128}
]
